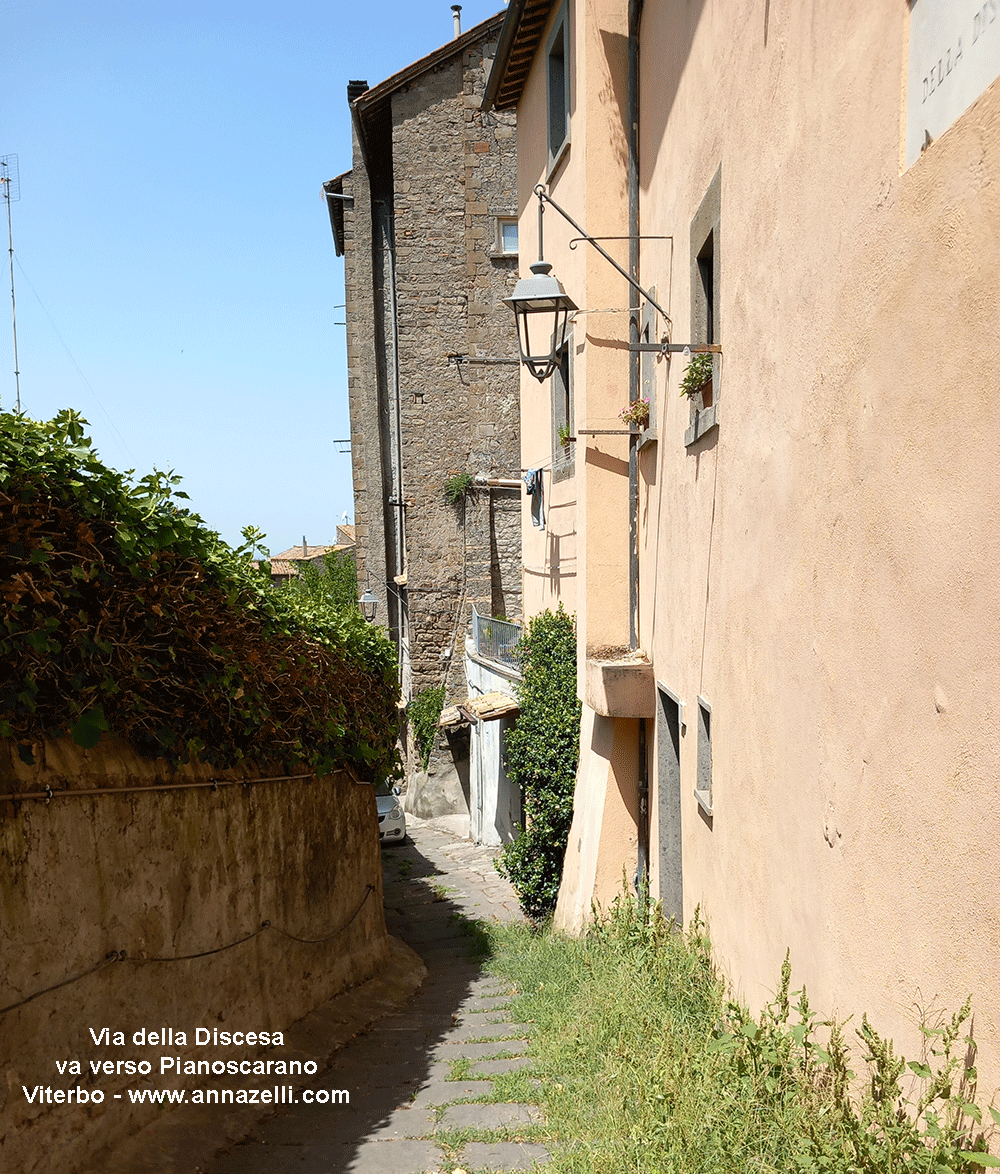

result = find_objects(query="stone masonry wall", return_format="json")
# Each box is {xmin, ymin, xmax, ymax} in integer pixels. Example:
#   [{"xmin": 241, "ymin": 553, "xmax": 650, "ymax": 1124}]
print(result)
[
  {"xmin": 390, "ymin": 34, "xmax": 521, "ymax": 706},
  {"xmin": 342, "ymin": 164, "xmax": 392, "ymax": 639},
  {"xmin": 0, "ymin": 737, "xmax": 386, "ymax": 1174}
]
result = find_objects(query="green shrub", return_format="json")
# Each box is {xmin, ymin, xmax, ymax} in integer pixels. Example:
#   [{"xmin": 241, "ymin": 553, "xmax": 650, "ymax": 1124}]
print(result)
[
  {"xmin": 279, "ymin": 548, "xmax": 359, "ymax": 614},
  {"xmin": 497, "ymin": 605, "xmax": 580, "ymax": 919},
  {"xmin": 0, "ymin": 408, "xmax": 400, "ymax": 780},
  {"xmin": 408, "ymin": 684, "xmax": 445, "ymax": 771}
]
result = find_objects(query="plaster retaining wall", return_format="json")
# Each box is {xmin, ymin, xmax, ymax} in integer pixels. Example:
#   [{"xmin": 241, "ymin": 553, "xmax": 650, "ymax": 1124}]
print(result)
[{"xmin": 0, "ymin": 737, "xmax": 387, "ymax": 1174}]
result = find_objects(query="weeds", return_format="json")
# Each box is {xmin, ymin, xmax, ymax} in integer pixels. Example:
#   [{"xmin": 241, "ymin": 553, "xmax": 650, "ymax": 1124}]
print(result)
[{"xmin": 483, "ymin": 894, "xmax": 997, "ymax": 1173}]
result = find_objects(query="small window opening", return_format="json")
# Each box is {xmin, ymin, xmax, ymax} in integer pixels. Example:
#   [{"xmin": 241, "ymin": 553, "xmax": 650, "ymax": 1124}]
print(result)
[{"xmin": 695, "ymin": 696, "xmax": 713, "ymax": 817}]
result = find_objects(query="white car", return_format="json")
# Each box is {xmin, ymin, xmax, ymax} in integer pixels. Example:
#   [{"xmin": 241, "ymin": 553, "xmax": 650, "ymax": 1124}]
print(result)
[{"xmin": 375, "ymin": 780, "xmax": 406, "ymax": 844}]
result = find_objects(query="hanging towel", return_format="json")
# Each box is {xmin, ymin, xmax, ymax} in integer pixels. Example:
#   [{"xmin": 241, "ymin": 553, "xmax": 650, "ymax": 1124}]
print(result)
[{"xmin": 523, "ymin": 468, "xmax": 545, "ymax": 530}]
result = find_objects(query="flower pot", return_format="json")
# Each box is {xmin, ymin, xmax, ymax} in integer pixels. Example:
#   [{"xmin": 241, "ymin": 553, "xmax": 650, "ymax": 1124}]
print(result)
[{"xmin": 693, "ymin": 377, "xmax": 713, "ymax": 410}]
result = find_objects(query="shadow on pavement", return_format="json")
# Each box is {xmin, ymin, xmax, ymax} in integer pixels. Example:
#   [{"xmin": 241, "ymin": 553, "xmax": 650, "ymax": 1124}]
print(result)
[{"xmin": 205, "ymin": 827, "xmax": 521, "ymax": 1174}]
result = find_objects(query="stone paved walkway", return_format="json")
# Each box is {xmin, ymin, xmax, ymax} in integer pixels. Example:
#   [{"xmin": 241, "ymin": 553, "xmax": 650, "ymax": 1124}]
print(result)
[{"xmin": 207, "ymin": 818, "xmax": 549, "ymax": 1174}]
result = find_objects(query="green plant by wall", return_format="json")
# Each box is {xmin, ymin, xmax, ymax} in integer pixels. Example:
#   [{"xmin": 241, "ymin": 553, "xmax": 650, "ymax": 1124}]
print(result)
[
  {"xmin": 680, "ymin": 351, "xmax": 714, "ymax": 397},
  {"xmin": 497, "ymin": 605, "xmax": 580, "ymax": 919},
  {"xmin": 443, "ymin": 472, "xmax": 474, "ymax": 505},
  {"xmin": 279, "ymin": 548, "xmax": 359, "ymax": 614},
  {"xmin": 0, "ymin": 408, "xmax": 401, "ymax": 781},
  {"xmin": 557, "ymin": 422, "xmax": 572, "ymax": 449},
  {"xmin": 408, "ymin": 684, "xmax": 445, "ymax": 771},
  {"xmin": 484, "ymin": 897, "xmax": 999, "ymax": 1173}
]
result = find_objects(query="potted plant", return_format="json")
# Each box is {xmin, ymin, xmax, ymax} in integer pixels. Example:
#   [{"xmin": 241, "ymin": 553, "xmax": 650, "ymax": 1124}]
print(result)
[
  {"xmin": 557, "ymin": 422, "xmax": 572, "ymax": 451},
  {"xmin": 618, "ymin": 397, "xmax": 650, "ymax": 429},
  {"xmin": 680, "ymin": 352, "xmax": 714, "ymax": 407}
]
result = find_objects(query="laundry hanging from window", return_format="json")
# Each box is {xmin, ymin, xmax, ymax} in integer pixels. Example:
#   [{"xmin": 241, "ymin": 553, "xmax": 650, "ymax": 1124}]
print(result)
[{"xmin": 523, "ymin": 468, "xmax": 545, "ymax": 530}]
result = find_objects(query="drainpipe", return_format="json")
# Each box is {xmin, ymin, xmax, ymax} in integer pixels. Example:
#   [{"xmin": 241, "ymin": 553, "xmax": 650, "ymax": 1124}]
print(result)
[
  {"xmin": 628, "ymin": 0, "xmax": 650, "ymax": 897},
  {"xmin": 638, "ymin": 716, "xmax": 648, "ymax": 898},
  {"xmin": 627, "ymin": 0, "xmax": 642, "ymax": 654}
]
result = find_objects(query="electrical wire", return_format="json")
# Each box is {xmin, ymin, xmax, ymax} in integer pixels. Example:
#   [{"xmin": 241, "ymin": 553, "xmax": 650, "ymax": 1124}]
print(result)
[{"xmin": 13, "ymin": 255, "xmax": 135, "ymax": 465}]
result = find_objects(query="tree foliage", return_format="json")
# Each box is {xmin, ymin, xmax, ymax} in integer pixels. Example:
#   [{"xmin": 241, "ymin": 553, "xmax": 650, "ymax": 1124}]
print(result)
[
  {"xmin": 0, "ymin": 408, "xmax": 400, "ymax": 780},
  {"xmin": 497, "ymin": 606, "xmax": 580, "ymax": 919},
  {"xmin": 278, "ymin": 548, "xmax": 359, "ymax": 614}
]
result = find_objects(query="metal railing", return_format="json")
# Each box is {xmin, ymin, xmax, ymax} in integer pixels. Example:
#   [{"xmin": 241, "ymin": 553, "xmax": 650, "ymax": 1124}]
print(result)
[{"xmin": 471, "ymin": 605, "xmax": 522, "ymax": 672}]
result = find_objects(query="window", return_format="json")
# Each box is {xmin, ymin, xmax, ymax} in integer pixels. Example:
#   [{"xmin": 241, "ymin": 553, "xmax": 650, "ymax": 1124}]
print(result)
[
  {"xmin": 656, "ymin": 684, "xmax": 683, "ymax": 919},
  {"xmin": 695, "ymin": 696, "xmax": 713, "ymax": 817},
  {"xmin": 496, "ymin": 217, "xmax": 518, "ymax": 255},
  {"xmin": 551, "ymin": 337, "xmax": 574, "ymax": 482},
  {"xmin": 546, "ymin": 3, "xmax": 570, "ymax": 170},
  {"xmin": 686, "ymin": 167, "xmax": 721, "ymax": 446}
]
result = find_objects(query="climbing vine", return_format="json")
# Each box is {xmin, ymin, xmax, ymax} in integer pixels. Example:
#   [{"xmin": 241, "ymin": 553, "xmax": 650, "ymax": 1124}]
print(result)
[
  {"xmin": 497, "ymin": 606, "xmax": 580, "ymax": 919},
  {"xmin": 408, "ymin": 685, "xmax": 445, "ymax": 771},
  {"xmin": 0, "ymin": 409, "xmax": 401, "ymax": 781}
]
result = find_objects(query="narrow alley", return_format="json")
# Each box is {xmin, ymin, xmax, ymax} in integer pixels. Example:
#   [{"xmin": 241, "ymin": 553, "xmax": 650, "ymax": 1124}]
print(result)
[{"xmin": 98, "ymin": 821, "xmax": 549, "ymax": 1174}]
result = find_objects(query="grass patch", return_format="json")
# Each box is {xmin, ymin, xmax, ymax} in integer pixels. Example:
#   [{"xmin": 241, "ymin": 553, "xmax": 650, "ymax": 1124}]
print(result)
[
  {"xmin": 481, "ymin": 895, "xmax": 996, "ymax": 1174},
  {"xmin": 448, "ymin": 1056, "xmax": 474, "ymax": 1081}
]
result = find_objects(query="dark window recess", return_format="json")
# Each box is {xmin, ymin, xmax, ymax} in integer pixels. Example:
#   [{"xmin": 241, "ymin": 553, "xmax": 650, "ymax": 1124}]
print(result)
[
  {"xmin": 698, "ymin": 232, "xmax": 714, "ymax": 345},
  {"xmin": 695, "ymin": 697, "xmax": 713, "ymax": 817},
  {"xmin": 546, "ymin": 6, "xmax": 570, "ymax": 167},
  {"xmin": 656, "ymin": 687, "xmax": 683, "ymax": 919},
  {"xmin": 686, "ymin": 167, "xmax": 721, "ymax": 446}
]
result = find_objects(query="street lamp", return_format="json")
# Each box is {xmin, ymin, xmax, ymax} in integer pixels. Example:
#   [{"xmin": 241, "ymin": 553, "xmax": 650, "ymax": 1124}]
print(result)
[
  {"xmin": 502, "ymin": 260, "xmax": 577, "ymax": 383},
  {"xmin": 358, "ymin": 590, "xmax": 378, "ymax": 623},
  {"xmin": 504, "ymin": 185, "xmax": 719, "ymax": 381}
]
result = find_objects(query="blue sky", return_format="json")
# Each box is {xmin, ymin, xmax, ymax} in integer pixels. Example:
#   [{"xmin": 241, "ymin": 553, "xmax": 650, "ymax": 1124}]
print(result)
[{"xmin": 3, "ymin": 0, "xmax": 505, "ymax": 552}]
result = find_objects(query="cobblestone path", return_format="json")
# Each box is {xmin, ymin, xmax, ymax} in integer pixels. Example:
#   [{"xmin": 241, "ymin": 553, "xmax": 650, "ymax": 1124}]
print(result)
[{"xmin": 207, "ymin": 818, "xmax": 549, "ymax": 1174}]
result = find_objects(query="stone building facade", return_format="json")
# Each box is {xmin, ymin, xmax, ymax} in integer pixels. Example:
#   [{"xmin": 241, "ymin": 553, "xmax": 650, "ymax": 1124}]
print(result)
[{"xmin": 325, "ymin": 14, "xmax": 521, "ymax": 802}]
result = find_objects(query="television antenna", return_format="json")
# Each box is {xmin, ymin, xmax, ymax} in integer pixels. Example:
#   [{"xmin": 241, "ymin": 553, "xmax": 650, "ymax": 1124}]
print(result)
[{"xmin": 1, "ymin": 154, "xmax": 20, "ymax": 411}]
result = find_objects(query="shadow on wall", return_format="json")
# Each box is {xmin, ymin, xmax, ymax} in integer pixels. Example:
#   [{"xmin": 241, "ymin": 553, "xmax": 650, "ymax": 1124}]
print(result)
[
  {"xmin": 634, "ymin": 0, "xmax": 707, "ymax": 190},
  {"xmin": 404, "ymin": 725, "xmax": 471, "ymax": 823}
]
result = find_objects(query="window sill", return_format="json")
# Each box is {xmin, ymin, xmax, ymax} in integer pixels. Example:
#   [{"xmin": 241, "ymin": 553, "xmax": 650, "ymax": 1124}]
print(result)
[
  {"xmin": 694, "ymin": 788, "xmax": 714, "ymax": 818},
  {"xmin": 546, "ymin": 138, "xmax": 571, "ymax": 184},
  {"xmin": 684, "ymin": 404, "xmax": 718, "ymax": 447},
  {"xmin": 638, "ymin": 426, "xmax": 657, "ymax": 451}
]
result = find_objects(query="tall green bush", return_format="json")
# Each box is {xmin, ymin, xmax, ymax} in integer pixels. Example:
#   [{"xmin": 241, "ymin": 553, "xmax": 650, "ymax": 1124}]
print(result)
[
  {"xmin": 497, "ymin": 605, "xmax": 580, "ymax": 919},
  {"xmin": 0, "ymin": 408, "xmax": 400, "ymax": 780}
]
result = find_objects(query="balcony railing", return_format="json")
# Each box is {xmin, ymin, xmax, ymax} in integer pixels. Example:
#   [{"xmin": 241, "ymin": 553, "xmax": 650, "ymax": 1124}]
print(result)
[{"xmin": 471, "ymin": 605, "xmax": 522, "ymax": 672}]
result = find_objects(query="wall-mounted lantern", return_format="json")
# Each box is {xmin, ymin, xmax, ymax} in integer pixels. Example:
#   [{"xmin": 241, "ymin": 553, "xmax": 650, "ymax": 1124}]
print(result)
[
  {"xmin": 504, "ymin": 184, "xmax": 719, "ymax": 381},
  {"xmin": 502, "ymin": 260, "xmax": 577, "ymax": 383},
  {"xmin": 358, "ymin": 590, "xmax": 378, "ymax": 623}
]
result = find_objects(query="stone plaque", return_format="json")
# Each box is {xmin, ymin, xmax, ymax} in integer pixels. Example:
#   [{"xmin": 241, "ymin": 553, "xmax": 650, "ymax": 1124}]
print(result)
[{"xmin": 906, "ymin": 0, "xmax": 1000, "ymax": 167}]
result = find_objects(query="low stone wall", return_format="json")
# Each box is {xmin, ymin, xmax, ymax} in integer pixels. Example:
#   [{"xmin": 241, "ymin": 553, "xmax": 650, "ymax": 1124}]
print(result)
[{"xmin": 0, "ymin": 737, "xmax": 388, "ymax": 1174}]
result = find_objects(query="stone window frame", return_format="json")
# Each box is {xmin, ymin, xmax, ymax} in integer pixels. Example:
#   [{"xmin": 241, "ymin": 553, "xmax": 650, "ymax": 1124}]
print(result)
[
  {"xmin": 685, "ymin": 166, "xmax": 721, "ymax": 448},
  {"xmin": 546, "ymin": 0, "xmax": 571, "ymax": 176},
  {"xmin": 550, "ymin": 329, "xmax": 574, "ymax": 483},
  {"xmin": 494, "ymin": 216, "xmax": 519, "ymax": 256}
]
